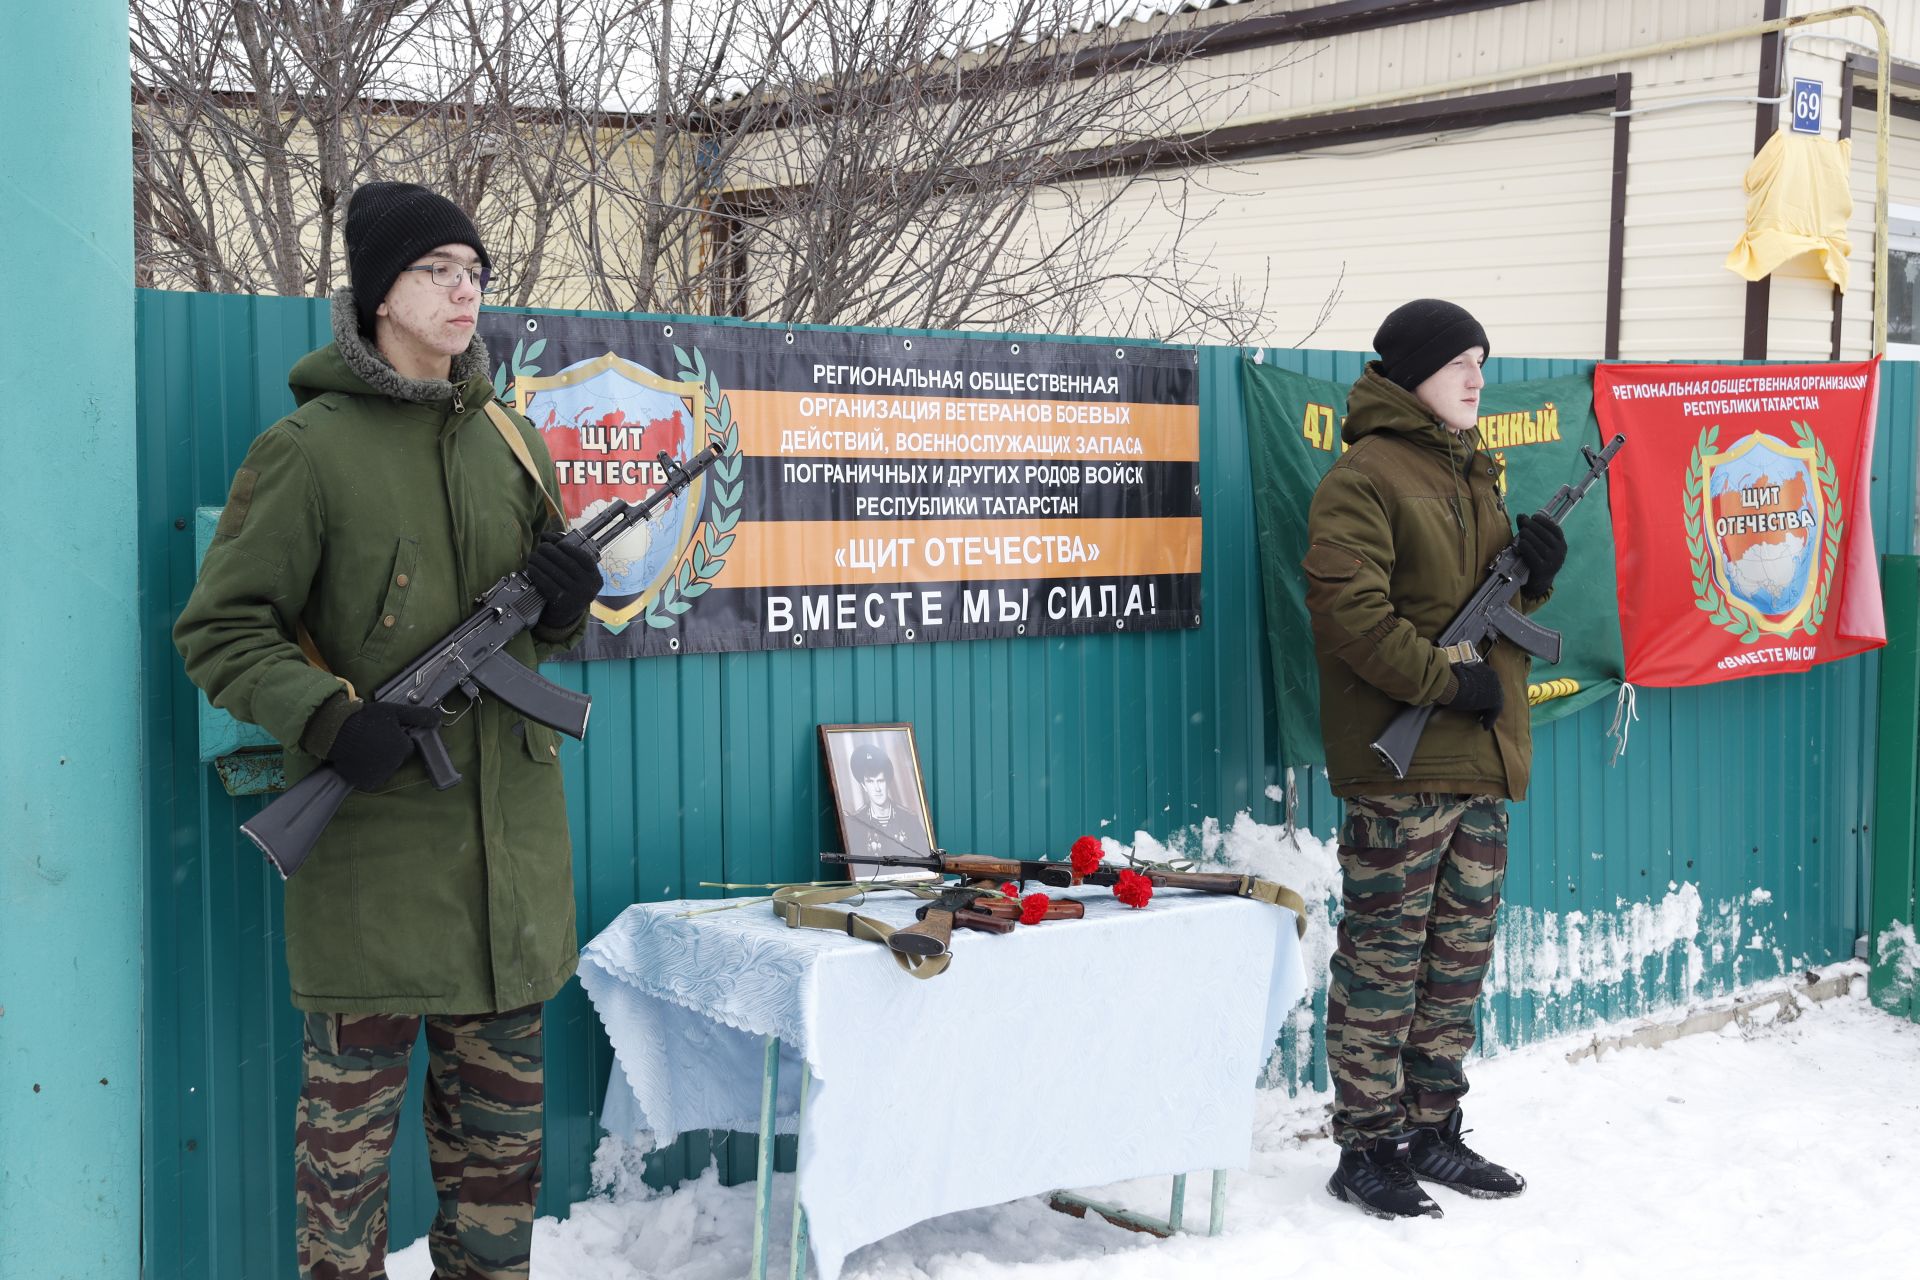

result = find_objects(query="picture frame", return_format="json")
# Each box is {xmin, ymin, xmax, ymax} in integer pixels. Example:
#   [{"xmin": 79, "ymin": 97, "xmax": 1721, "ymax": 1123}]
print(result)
[{"xmin": 819, "ymin": 722, "xmax": 938, "ymax": 880}]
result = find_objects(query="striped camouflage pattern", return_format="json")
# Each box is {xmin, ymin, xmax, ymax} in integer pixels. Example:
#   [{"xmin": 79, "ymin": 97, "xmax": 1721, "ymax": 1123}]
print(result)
[
  {"xmin": 295, "ymin": 1004, "xmax": 546, "ymax": 1279},
  {"xmin": 1326, "ymin": 793, "xmax": 1508, "ymax": 1148}
]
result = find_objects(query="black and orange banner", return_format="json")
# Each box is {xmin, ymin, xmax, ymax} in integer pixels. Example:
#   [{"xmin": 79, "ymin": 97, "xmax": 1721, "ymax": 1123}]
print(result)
[{"xmin": 478, "ymin": 314, "xmax": 1201, "ymax": 660}]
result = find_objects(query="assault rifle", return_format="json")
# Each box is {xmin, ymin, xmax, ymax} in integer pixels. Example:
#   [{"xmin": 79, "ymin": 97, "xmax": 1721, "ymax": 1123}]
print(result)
[
  {"xmin": 824, "ymin": 849, "xmax": 1306, "ymax": 951},
  {"xmin": 895, "ymin": 887, "xmax": 1087, "ymax": 958},
  {"xmin": 820, "ymin": 849, "xmax": 1077, "ymax": 889},
  {"xmin": 1078, "ymin": 865, "xmax": 1278, "ymax": 896},
  {"xmin": 824, "ymin": 847, "xmax": 1288, "ymax": 899},
  {"xmin": 242, "ymin": 443, "xmax": 725, "ymax": 879},
  {"xmin": 1370, "ymin": 434, "xmax": 1625, "ymax": 778}
]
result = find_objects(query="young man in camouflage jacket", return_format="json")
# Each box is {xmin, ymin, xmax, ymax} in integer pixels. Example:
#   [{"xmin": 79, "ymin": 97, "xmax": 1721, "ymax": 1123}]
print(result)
[
  {"xmin": 174, "ymin": 183, "xmax": 603, "ymax": 1279},
  {"xmin": 1302, "ymin": 299, "xmax": 1566, "ymax": 1220}
]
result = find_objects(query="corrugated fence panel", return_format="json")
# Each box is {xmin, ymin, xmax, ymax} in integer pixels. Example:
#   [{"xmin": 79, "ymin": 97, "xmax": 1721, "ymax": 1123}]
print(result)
[{"xmin": 137, "ymin": 291, "xmax": 1914, "ymax": 1279}]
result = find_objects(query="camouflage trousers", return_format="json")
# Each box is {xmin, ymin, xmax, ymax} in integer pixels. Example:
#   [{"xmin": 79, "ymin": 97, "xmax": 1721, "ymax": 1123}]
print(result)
[
  {"xmin": 295, "ymin": 1003, "xmax": 545, "ymax": 1280},
  {"xmin": 1326, "ymin": 793, "xmax": 1507, "ymax": 1148}
]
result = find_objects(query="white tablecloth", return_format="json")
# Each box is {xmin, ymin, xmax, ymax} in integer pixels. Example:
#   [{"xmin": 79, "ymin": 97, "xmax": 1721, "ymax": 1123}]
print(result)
[{"xmin": 578, "ymin": 883, "xmax": 1305, "ymax": 1280}]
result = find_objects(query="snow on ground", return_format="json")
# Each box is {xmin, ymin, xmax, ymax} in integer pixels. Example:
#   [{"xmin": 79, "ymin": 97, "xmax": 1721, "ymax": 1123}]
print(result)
[{"xmin": 391, "ymin": 982, "xmax": 1920, "ymax": 1280}]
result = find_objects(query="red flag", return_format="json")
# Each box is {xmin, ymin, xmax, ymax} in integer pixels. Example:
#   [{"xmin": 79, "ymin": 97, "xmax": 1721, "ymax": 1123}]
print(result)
[{"xmin": 1595, "ymin": 359, "xmax": 1885, "ymax": 686}]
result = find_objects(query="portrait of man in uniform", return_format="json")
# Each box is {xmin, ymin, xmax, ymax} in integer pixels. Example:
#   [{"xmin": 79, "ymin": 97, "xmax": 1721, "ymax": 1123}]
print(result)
[{"xmin": 820, "ymin": 722, "xmax": 936, "ymax": 873}]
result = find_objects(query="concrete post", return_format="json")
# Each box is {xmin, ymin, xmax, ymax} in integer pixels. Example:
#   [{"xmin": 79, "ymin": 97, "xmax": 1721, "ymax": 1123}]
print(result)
[{"xmin": 0, "ymin": 3, "xmax": 143, "ymax": 1276}]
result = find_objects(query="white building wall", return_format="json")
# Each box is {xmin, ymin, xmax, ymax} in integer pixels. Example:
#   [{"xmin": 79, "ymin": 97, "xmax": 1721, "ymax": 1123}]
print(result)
[
  {"xmin": 1160, "ymin": 0, "xmax": 1770, "ymax": 128},
  {"xmin": 1028, "ymin": 109, "xmax": 1615, "ymax": 352},
  {"xmin": 1071, "ymin": 0, "xmax": 1797, "ymax": 355},
  {"xmin": 735, "ymin": 0, "xmax": 1920, "ymax": 358},
  {"xmin": 1613, "ymin": 74, "xmax": 1760, "ymax": 360}
]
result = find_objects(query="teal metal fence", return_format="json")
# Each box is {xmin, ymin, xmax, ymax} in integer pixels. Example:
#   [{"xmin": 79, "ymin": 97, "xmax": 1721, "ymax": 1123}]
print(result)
[
  {"xmin": 1872, "ymin": 554, "xmax": 1920, "ymax": 1022},
  {"xmin": 135, "ymin": 290, "xmax": 1917, "ymax": 1279}
]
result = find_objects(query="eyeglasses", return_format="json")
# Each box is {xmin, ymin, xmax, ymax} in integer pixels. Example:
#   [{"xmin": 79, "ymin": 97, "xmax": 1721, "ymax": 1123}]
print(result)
[{"xmin": 401, "ymin": 261, "xmax": 491, "ymax": 292}]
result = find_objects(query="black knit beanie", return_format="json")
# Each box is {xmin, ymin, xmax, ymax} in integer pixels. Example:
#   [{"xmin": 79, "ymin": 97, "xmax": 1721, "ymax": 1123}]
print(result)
[
  {"xmin": 1372, "ymin": 299, "xmax": 1490, "ymax": 393},
  {"xmin": 345, "ymin": 182, "xmax": 490, "ymax": 334}
]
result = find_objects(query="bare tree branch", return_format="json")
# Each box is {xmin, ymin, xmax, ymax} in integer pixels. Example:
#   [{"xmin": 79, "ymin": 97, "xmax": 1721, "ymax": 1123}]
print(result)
[{"xmin": 130, "ymin": 0, "xmax": 1294, "ymax": 342}]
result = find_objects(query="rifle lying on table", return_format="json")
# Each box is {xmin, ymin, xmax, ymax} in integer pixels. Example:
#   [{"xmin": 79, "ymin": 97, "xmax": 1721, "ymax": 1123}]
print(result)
[
  {"xmin": 1370, "ymin": 433, "xmax": 1625, "ymax": 779},
  {"xmin": 821, "ymin": 850, "xmax": 1307, "ymax": 961},
  {"xmin": 891, "ymin": 886, "xmax": 1085, "ymax": 958},
  {"xmin": 241, "ymin": 443, "xmax": 725, "ymax": 880},
  {"xmin": 814, "ymin": 857, "xmax": 1082, "ymax": 959},
  {"xmin": 770, "ymin": 880, "xmax": 1078, "ymax": 980},
  {"xmin": 821, "ymin": 849, "xmax": 1077, "ymax": 888}
]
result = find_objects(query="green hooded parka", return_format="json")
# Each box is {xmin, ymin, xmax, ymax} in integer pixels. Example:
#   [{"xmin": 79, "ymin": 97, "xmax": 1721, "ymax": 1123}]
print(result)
[{"xmin": 174, "ymin": 293, "xmax": 587, "ymax": 1014}]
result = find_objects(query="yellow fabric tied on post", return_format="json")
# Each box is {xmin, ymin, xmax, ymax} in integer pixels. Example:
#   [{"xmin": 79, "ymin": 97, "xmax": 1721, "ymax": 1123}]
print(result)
[{"xmin": 1725, "ymin": 128, "xmax": 1854, "ymax": 290}]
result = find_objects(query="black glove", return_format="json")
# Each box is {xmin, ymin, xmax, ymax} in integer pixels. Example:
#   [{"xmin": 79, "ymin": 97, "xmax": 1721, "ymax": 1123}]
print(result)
[
  {"xmin": 524, "ymin": 532, "xmax": 602, "ymax": 627},
  {"xmin": 327, "ymin": 700, "xmax": 443, "ymax": 790},
  {"xmin": 1513, "ymin": 513, "xmax": 1567, "ymax": 599},
  {"xmin": 1445, "ymin": 661, "xmax": 1503, "ymax": 730}
]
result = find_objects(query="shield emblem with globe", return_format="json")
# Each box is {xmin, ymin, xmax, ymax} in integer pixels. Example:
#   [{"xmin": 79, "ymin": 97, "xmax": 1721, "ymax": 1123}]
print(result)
[
  {"xmin": 516, "ymin": 353, "xmax": 709, "ymax": 629},
  {"xmin": 1700, "ymin": 431, "xmax": 1825, "ymax": 635}
]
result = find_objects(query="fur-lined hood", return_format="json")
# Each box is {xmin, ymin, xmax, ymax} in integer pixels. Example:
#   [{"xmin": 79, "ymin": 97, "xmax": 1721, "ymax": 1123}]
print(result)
[{"xmin": 286, "ymin": 288, "xmax": 493, "ymax": 407}]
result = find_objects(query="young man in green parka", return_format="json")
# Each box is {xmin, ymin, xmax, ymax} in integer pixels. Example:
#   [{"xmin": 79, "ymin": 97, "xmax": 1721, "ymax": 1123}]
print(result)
[
  {"xmin": 1303, "ymin": 299, "xmax": 1566, "ymax": 1221},
  {"xmin": 174, "ymin": 183, "xmax": 603, "ymax": 1279}
]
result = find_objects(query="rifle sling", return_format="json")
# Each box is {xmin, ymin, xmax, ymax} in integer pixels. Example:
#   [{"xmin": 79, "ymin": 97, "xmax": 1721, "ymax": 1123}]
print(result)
[
  {"xmin": 771, "ymin": 884, "xmax": 952, "ymax": 980},
  {"xmin": 1231, "ymin": 876, "xmax": 1311, "ymax": 938},
  {"xmin": 483, "ymin": 401, "xmax": 565, "ymax": 524}
]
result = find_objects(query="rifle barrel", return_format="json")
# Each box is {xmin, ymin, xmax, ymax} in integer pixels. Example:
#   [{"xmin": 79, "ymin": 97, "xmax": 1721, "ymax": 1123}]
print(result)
[{"xmin": 580, "ymin": 444, "xmax": 724, "ymax": 547}]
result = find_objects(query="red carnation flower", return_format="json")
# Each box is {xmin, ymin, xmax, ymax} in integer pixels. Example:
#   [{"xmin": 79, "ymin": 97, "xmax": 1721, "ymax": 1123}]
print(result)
[
  {"xmin": 1114, "ymin": 868, "xmax": 1154, "ymax": 909},
  {"xmin": 1000, "ymin": 881, "xmax": 1021, "ymax": 899},
  {"xmin": 1069, "ymin": 835, "xmax": 1103, "ymax": 879},
  {"xmin": 1019, "ymin": 893, "xmax": 1051, "ymax": 925}
]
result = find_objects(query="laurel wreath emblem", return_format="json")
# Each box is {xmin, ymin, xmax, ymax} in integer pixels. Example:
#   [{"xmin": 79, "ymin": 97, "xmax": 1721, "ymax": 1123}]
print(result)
[
  {"xmin": 645, "ymin": 345, "xmax": 744, "ymax": 628},
  {"xmin": 1683, "ymin": 423, "xmax": 1843, "ymax": 643},
  {"xmin": 1793, "ymin": 420, "xmax": 1845, "ymax": 636}
]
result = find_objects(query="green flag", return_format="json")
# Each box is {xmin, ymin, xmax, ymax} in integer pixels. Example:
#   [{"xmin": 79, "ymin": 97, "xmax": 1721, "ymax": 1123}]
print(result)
[{"xmin": 1242, "ymin": 358, "xmax": 1625, "ymax": 767}]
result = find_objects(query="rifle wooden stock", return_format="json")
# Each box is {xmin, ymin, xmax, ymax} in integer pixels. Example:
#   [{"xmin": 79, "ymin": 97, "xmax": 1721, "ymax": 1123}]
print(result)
[
  {"xmin": 966, "ymin": 898, "xmax": 1086, "ymax": 922},
  {"xmin": 940, "ymin": 855, "xmax": 1074, "ymax": 885},
  {"xmin": 950, "ymin": 908, "xmax": 1020, "ymax": 934},
  {"xmin": 890, "ymin": 908, "xmax": 956, "ymax": 957},
  {"xmin": 1084, "ymin": 867, "xmax": 1247, "ymax": 894}
]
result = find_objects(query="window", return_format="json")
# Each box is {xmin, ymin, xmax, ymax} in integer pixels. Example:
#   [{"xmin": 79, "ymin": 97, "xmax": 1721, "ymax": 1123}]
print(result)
[{"xmin": 1886, "ymin": 204, "xmax": 1920, "ymax": 360}]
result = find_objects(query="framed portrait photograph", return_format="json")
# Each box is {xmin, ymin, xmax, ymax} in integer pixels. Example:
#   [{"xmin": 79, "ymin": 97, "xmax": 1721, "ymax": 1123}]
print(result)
[{"xmin": 819, "ymin": 722, "xmax": 937, "ymax": 880}]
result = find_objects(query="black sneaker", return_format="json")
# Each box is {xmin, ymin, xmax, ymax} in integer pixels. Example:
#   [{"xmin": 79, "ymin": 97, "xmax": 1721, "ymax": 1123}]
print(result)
[
  {"xmin": 1409, "ymin": 1110, "xmax": 1526, "ymax": 1198},
  {"xmin": 1326, "ymin": 1133, "xmax": 1445, "ymax": 1219}
]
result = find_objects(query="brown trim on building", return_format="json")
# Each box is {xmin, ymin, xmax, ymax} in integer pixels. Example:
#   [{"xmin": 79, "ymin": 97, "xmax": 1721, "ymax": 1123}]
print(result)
[
  {"xmin": 1096, "ymin": 74, "xmax": 1622, "ymax": 170},
  {"xmin": 1101, "ymin": 0, "xmax": 1536, "ymax": 68},
  {"xmin": 1850, "ymin": 90, "xmax": 1920, "ymax": 123},
  {"xmin": 712, "ymin": 0, "xmax": 1538, "ymax": 133},
  {"xmin": 720, "ymin": 74, "xmax": 1624, "ymax": 215},
  {"xmin": 1743, "ymin": 0, "xmax": 1785, "ymax": 361},
  {"xmin": 1844, "ymin": 53, "xmax": 1920, "ymax": 93},
  {"xmin": 1604, "ymin": 75, "xmax": 1632, "ymax": 360},
  {"xmin": 1845, "ymin": 55, "xmax": 1920, "ymax": 122}
]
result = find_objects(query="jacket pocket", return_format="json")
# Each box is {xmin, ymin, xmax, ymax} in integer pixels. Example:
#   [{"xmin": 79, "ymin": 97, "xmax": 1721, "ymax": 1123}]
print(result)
[
  {"xmin": 1340, "ymin": 806, "xmax": 1401, "ymax": 851},
  {"xmin": 521, "ymin": 719, "xmax": 559, "ymax": 765},
  {"xmin": 1303, "ymin": 542, "xmax": 1361, "ymax": 616},
  {"xmin": 355, "ymin": 537, "xmax": 421, "ymax": 665}
]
